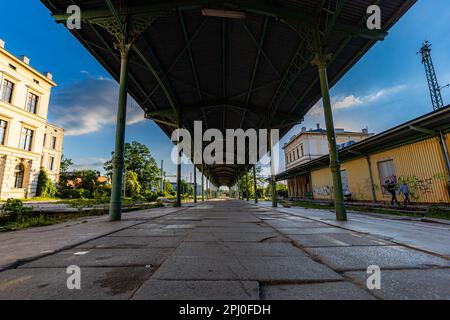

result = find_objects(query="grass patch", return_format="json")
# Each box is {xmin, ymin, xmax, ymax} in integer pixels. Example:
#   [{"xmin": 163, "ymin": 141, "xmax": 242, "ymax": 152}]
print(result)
[{"xmin": 0, "ymin": 199, "xmax": 164, "ymax": 232}]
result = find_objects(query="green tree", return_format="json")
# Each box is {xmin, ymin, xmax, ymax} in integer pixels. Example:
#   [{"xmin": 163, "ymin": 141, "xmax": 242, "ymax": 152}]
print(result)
[
  {"xmin": 125, "ymin": 171, "xmax": 141, "ymax": 197},
  {"xmin": 238, "ymin": 166, "xmax": 264, "ymax": 198},
  {"xmin": 104, "ymin": 141, "xmax": 161, "ymax": 193},
  {"xmin": 36, "ymin": 168, "xmax": 57, "ymax": 198},
  {"xmin": 60, "ymin": 155, "xmax": 73, "ymax": 173},
  {"xmin": 164, "ymin": 181, "xmax": 174, "ymax": 195}
]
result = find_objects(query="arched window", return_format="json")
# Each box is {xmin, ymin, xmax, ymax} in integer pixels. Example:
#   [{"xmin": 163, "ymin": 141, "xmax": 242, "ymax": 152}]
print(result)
[{"xmin": 14, "ymin": 164, "xmax": 25, "ymax": 189}]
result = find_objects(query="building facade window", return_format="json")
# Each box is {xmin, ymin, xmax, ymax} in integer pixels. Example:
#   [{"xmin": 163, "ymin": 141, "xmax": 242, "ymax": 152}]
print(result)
[
  {"xmin": 0, "ymin": 120, "xmax": 7, "ymax": 145},
  {"xmin": 26, "ymin": 93, "xmax": 39, "ymax": 114},
  {"xmin": 300, "ymin": 144, "xmax": 304, "ymax": 157},
  {"xmin": 48, "ymin": 156, "xmax": 55, "ymax": 171},
  {"xmin": 1, "ymin": 79, "xmax": 14, "ymax": 103},
  {"xmin": 51, "ymin": 136, "xmax": 57, "ymax": 149},
  {"xmin": 14, "ymin": 164, "xmax": 25, "ymax": 189},
  {"xmin": 20, "ymin": 128, "xmax": 34, "ymax": 151}
]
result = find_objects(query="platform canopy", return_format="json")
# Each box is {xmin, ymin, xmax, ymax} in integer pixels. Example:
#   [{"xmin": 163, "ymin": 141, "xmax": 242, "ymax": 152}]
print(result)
[{"xmin": 42, "ymin": 0, "xmax": 415, "ymax": 187}]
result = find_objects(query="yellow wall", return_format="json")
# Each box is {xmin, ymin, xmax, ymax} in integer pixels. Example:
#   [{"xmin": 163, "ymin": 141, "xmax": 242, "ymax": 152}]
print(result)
[
  {"xmin": 311, "ymin": 167, "xmax": 333, "ymax": 200},
  {"xmin": 310, "ymin": 136, "xmax": 450, "ymax": 204}
]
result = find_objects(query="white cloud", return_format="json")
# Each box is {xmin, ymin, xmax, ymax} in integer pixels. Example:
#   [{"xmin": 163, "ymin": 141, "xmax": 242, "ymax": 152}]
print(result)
[
  {"xmin": 71, "ymin": 157, "xmax": 109, "ymax": 172},
  {"xmin": 308, "ymin": 85, "xmax": 406, "ymax": 116},
  {"xmin": 49, "ymin": 74, "xmax": 145, "ymax": 136}
]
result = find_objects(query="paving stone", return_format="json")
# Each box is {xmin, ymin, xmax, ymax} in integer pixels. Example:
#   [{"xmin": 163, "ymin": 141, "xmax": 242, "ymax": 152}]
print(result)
[
  {"xmin": 345, "ymin": 269, "xmax": 450, "ymax": 300},
  {"xmin": 235, "ymin": 256, "xmax": 343, "ymax": 282},
  {"xmin": 20, "ymin": 248, "xmax": 172, "ymax": 268},
  {"xmin": 306, "ymin": 246, "xmax": 450, "ymax": 271},
  {"xmin": 277, "ymin": 227, "xmax": 352, "ymax": 235},
  {"xmin": 194, "ymin": 227, "xmax": 273, "ymax": 233},
  {"xmin": 289, "ymin": 233, "xmax": 393, "ymax": 248},
  {"xmin": 133, "ymin": 280, "xmax": 260, "ymax": 300},
  {"xmin": 173, "ymin": 242, "xmax": 306, "ymax": 257},
  {"xmin": 0, "ymin": 267, "xmax": 154, "ymax": 300},
  {"xmin": 152, "ymin": 256, "xmax": 247, "ymax": 280},
  {"xmin": 111, "ymin": 228, "xmax": 190, "ymax": 237},
  {"xmin": 76, "ymin": 236, "xmax": 184, "ymax": 249},
  {"xmin": 186, "ymin": 232, "xmax": 286, "ymax": 242},
  {"xmin": 262, "ymin": 282, "xmax": 376, "ymax": 300}
]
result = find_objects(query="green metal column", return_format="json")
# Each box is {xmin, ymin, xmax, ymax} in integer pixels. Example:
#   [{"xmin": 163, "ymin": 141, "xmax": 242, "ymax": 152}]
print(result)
[
  {"xmin": 314, "ymin": 56, "xmax": 347, "ymax": 221},
  {"xmin": 269, "ymin": 132, "xmax": 277, "ymax": 208},
  {"xmin": 109, "ymin": 45, "xmax": 130, "ymax": 221},
  {"xmin": 194, "ymin": 165, "xmax": 198, "ymax": 203},
  {"xmin": 366, "ymin": 156, "xmax": 377, "ymax": 203},
  {"xmin": 175, "ymin": 122, "xmax": 182, "ymax": 207},
  {"xmin": 201, "ymin": 165, "xmax": 205, "ymax": 202},
  {"xmin": 245, "ymin": 171, "xmax": 250, "ymax": 201},
  {"xmin": 253, "ymin": 165, "xmax": 258, "ymax": 204}
]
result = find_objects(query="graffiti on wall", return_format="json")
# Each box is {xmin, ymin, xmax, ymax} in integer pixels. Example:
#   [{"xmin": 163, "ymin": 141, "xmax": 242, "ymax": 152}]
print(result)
[
  {"xmin": 397, "ymin": 174, "xmax": 446, "ymax": 200},
  {"xmin": 313, "ymin": 185, "xmax": 333, "ymax": 197}
]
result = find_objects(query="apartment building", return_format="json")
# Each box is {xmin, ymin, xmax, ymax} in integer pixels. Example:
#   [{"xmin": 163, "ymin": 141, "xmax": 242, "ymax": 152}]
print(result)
[
  {"xmin": 0, "ymin": 39, "xmax": 63, "ymax": 199},
  {"xmin": 284, "ymin": 124, "xmax": 371, "ymax": 170}
]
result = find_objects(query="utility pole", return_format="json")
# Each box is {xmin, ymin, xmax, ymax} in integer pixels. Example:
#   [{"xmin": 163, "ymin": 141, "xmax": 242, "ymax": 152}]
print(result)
[{"xmin": 418, "ymin": 41, "xmax": 447, "ymax": 111}]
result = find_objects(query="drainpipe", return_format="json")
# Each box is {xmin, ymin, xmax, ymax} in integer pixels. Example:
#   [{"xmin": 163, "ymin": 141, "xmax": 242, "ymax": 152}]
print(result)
[
  {"xmin": 366, "ymin": 156, "xmax": 377, "ymax": 203},
  {"xmin": 438, "ymin": 131, "xmax": 450, "ymax": 197}
]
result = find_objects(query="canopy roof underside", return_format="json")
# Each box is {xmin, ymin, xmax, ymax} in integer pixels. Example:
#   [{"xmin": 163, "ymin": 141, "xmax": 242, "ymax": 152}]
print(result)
[{"xmin": 41, "ymin": 0, "xmax": 416, "ymax": 186}]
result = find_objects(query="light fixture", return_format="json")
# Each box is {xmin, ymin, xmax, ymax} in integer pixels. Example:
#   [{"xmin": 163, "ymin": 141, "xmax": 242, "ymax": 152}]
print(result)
[{"xmin": 201, "ymin": 8, "xmax": 246, "ymax": 19}]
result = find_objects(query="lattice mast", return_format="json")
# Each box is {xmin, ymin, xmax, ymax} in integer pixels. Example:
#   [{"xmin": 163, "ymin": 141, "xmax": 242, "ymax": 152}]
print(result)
[{"xmin": 418, "ymin": 41, "xmax": 444, "ymax": 111}]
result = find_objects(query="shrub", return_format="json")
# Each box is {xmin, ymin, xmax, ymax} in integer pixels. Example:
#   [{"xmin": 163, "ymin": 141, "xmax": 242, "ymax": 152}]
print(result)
[
  {"xmin": 60, "ymin": 188, "xmax": 90, "ymax": 199},
  {"xmin": 93, "ymin": 185, "xmax": 112, "ymax": 199},
  {"xmin": 36, "ymin": 168, "xmax": 57, "ymax": 198},
  {"xmin": 144, "ymin": 191, "xmax": 158, "ymax": 202},
  {"xmin": 1, "ymin": 199, "xmax": 33, "ymax": 223}
]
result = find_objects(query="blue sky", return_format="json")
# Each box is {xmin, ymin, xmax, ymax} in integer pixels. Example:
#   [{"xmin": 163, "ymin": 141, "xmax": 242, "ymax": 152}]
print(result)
[{"xmin": 1, "ymin": 0, "xmax": 450, "ymax": 181}]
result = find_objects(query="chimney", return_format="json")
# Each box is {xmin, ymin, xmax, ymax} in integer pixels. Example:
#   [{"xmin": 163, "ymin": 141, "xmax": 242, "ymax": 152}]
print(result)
[
  {"xmin": 44, "ymin": 72, "xmax": 53, "ymax": 80},
  {"xmin": 316, "ymin": 123, "xmax": 321, "ymax": 130},
  {"xmin": 19, "ymin": 55, "xmax": 30, "ymax": 65},
  {"xmin": 362, "ymin": 128, "xmax": 368, "ymax": 134},
  {"xmin": 0, "ymin": 39, "xmax": 5, "ymax": 49},
  {"xmin": 301, "ymin": 127, "xmax": 307, "ymax": 133}
]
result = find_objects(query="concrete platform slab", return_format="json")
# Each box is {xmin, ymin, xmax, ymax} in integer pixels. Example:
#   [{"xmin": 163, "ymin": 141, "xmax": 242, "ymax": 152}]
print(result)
[
  {"xmin": 111, "ymin": 228, "xmax": 190, "ymax": 237},
  {"xmin": 76, "ymin": 236, "xmax": 184, "ymax": 249},
  {"xmin": 186, "ymin": 232, "xmax": 285, "ymax": 242},
  {"xmin": 133, "ymin": 280, "xmax": 260, "ymax": 300},
  {"xmin": 235, "ymin": 256, "xmax": 343, "ymax": 281},
  {"xmin": 173, "ymin": 242, "xmax": 306, "ymax": 257},
  {"xmin": 278, "ymin": 227, "xmax": 353, "ymax": 235},
  {"xmin": 345, "ymin": 269, "xmax": 450, "ymax": 300},
  {"xmin": 306, "ymin": 246, "xmax": 450, "ymax": 271},
  {"xmin": 289, "ymin": 233, "xmax": 393, "ymax": 248},
  {"xmin": 0, "ymin": 267, "xmax": 154, "ymax": 300},
  {"xmin": 261, "ymin": 282, "xmax": 375, "ymax": 300},
  {"xmin": 20, "ymin": 248, "xmax": 172, "ymax": 268}
]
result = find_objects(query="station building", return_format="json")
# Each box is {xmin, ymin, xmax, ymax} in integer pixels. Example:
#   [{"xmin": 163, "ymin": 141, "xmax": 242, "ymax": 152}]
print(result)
[
  {"xmin": 277, "ymin": 107, "xmax": 450, "ymax": 204},
  {"xmin": 0, "ymin": 39, "xmax": 64, "ymax": 199}
]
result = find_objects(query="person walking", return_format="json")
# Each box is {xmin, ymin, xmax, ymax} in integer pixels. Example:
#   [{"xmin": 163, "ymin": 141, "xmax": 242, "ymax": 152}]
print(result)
[
  {"xmin": 400, "ymin": 182, "xmax": 411, "ymax": 207},
  {"xmin": 386, "ymin": 177, "xmax": 400, "ymax": 206}
]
